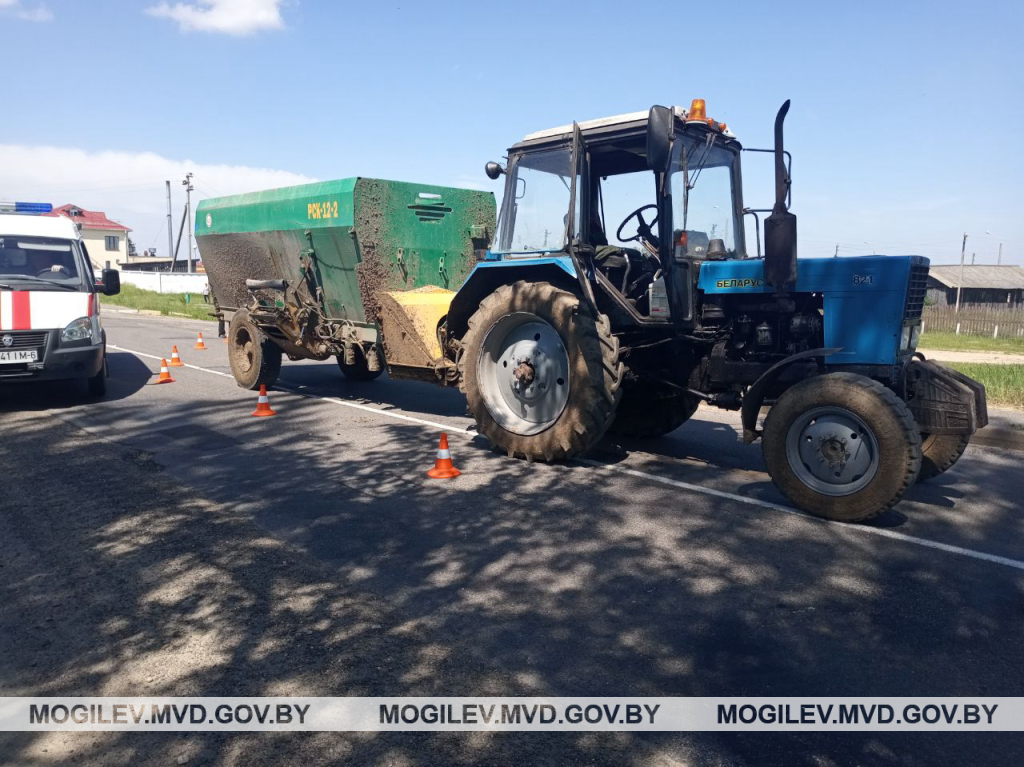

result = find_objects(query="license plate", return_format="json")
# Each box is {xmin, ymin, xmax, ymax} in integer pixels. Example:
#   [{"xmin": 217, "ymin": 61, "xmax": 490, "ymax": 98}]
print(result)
[{"xmin": 0, "ymin": 350, "xmax": 38, "ymax": 364}]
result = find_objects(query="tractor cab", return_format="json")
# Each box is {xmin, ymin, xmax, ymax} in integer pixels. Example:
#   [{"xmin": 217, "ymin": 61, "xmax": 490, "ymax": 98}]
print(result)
[{"xmin": 489, "ymin": 100, "xmax": 751, "ymax": 325}]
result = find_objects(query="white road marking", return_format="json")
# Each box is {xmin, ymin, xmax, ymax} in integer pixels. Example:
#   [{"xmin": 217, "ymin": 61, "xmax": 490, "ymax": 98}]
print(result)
[{"xmin": 108, "ymin": 343, "xmax": 1024, "ymax": 573}]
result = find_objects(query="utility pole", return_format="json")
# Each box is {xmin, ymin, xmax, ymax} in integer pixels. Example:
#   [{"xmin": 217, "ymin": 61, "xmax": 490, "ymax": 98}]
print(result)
[
  {"xmin": 971, "ymin": 252, "xmax": 976, "ymax": 265},
  {"xmin": 997, "ymin": 243, "xmax": 1003, "ymax": 265},
  {"xmin": 182, "ymin": 172, "xmax": 194, "ymax": 273},
  {"xmin": 834, "ymin": 244, "xmax": 839, "ymax": 257},
  {"xmin": 955, "ymin": 232, "xmax": 967, "ymax": 313},
  {"xmin": 165, "ymin": 181, "xmax": 173, "ymax": 265}
]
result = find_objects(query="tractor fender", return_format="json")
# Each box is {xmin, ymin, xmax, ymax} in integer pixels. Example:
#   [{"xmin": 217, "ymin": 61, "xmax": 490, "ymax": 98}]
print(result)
[
  {"xmin": 446, "ymin": 258, "xmax": 579, "ymax": 341},
  {"xmin": 740, "ymin": 347, "xmax": 843, "ymax": 444}
]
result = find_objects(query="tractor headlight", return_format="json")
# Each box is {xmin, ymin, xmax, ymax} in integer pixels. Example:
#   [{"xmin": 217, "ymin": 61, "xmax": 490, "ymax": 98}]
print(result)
[
  {"xmin": 910, "ymin": 324, "xmax": 921, "ymax": 350},
  {"xmin": 900, "ymin": 325, "xmax": 912, "ymax": 351},
  {"xmin": 62, "ymin": 316, "xmax": 93, "ymax": 343}
]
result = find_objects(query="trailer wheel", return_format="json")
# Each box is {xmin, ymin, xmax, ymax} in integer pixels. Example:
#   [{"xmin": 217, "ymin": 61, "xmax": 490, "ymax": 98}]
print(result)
[
  {"xmin": 228, "ymin": 309, "xmax": 282, "ymax": 390},
  {"xmin": 917, "ymin": 433, "xmax": 970, "ymax": 481},
  {"xmin": 608, "ymin": 381, "xmax": 699, "ymax": 438},
  {"xmin": 338, "ymin": 346, "xmax": 384, "ymax": 381},
  {"xmin": 762, "ymin": 373, "xmax": 922, "ymax": 522},
  {"xmin": 461, "ymin": 281, "xmax": 622, "ymax": 462}
]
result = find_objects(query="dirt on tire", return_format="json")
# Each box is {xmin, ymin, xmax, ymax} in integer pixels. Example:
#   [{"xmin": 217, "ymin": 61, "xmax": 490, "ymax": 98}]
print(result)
[
  {"xmin": 918, "ymin": 432, "xmax": 971, "ymax": 481},
  {"xmin": 228, "ymin": 309, "xmax": 283, "ymax": 390},
  {"xmin": 460, "ymin": 280, "xmax": 623, "ymax": 462}
]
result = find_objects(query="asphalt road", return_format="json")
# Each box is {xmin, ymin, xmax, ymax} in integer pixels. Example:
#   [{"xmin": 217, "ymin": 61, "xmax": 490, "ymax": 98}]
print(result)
[{"xmin": 2, "ymin": 312, "xmax": 1023, "ymax": 766}]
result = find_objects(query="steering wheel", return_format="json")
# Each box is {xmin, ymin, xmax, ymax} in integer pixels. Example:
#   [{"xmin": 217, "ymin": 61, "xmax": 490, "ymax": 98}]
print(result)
[{"xmin": 616, "ymin": 204, "xmax": 659, "ymax": 244}]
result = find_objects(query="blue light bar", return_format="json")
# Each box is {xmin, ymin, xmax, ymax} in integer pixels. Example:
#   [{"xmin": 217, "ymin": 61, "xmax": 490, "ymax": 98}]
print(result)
[
  {"xmin": 0, "ymin": 201, "xmax": 53, "ymax": 214},
  {"xmin": 17, "ymin": 201, "xmax": 53, "ymax": 214}
]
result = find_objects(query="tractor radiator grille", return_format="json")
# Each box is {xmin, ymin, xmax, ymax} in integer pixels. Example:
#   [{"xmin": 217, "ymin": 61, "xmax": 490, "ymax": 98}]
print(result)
[{"xmin": 904, "ymin": 262, "xmax": 929, "ymax": 321}]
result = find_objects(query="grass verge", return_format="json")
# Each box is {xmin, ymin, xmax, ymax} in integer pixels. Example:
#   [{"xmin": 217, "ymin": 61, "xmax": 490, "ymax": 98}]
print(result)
[
  {"xmin": 920, "ymin": 331, "xmax": 1024, "ymax": 354},
  {"xmin": 949, "ymin": 363, "xmax": 1024, "ymax": 409},
  {"xmin": 101, "ymin": 284, "xmax": 216, "ymax": 322}
]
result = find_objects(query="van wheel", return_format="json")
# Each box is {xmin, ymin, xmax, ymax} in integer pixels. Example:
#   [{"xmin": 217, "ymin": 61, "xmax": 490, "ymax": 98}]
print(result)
[
  {"xmin": 918, "ymin": 433, "xmax": 971, "ymax": 481},
  {"xmin": 228, "ymin": 309, "xmax": 282, "ymax": 390},
  {"xmin": 762, "ymin": 373, "xmax": 922, "ymax": 522},
  {"xmin": 86, "ymin": 355, "xmax": 107, "ymax": 397}
]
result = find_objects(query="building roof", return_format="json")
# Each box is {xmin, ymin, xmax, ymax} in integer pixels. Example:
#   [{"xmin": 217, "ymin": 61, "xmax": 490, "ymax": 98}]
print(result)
[
  {"xmin": 0, "ymin": 212, "xmax": 81, "ymax": 240},
  {"xmin": 43, "ymin": 204, "xmax": 131, "ymax": 232},
  {"xmin": 928, "ymin": 265, "xmax": 1024, "ymax": 290}
]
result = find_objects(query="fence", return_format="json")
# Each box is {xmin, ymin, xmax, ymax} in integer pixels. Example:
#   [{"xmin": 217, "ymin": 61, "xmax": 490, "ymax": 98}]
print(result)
[
  {"xmin": 922, "ymin": 305, "xmax": 1024, "ymax": 338},
  {"xmin": 114, "ymin": 271, "xmax": 209, "ymax": 296}
]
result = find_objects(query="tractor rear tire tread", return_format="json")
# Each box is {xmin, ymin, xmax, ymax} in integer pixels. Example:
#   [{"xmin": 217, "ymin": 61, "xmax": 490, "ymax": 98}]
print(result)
[{"xmin": 461, "ymin": 281, "xmax": 622, "ymax": 462}]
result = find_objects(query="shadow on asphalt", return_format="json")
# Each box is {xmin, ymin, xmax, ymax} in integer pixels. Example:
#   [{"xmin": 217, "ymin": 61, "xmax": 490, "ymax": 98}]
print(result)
[
  {"xmin": 2, "ymin": 389, "xmax": 1022, "ymax": 766},
  {"xmin": 0, "ymin": 351, "xmax": 152, "ymax": 412}
]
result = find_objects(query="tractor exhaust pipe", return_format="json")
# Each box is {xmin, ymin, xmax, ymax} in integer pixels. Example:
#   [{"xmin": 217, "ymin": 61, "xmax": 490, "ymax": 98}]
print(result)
[{"xmin": 763, "ymin": 100, "xmax": 797, "ymax": 288}]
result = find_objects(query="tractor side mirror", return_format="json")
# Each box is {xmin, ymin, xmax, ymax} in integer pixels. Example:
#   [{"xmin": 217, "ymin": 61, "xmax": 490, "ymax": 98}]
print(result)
[
  {"xmin": 646, "ymin": 105, "xmax": 674, "ymax": 171},
  {"xmin": 99, "ymin": 268, "xmax": 120, "ymax": 296},
  {"xmin": 485, "ymin": 162, "xmax": 504, "ymax": 180}
]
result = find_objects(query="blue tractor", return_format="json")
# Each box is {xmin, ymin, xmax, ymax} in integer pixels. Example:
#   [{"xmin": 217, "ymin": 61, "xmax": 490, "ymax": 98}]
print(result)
[{"xmin": 445, "ymin": 99, "xmax": 987, "ymax": 522}]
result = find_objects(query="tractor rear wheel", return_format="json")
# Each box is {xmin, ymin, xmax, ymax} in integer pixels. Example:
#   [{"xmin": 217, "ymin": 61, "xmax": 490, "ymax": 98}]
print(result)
[
  {"xmin": 917, "ymin": 433, "xmax": 971, "ymax": 481},
  {"xmin": 608, "ymin": 381, "xmax": 699, "ymax": 438},
  {"xmin": 228, "ymin": 309, "xmax": 282, "ymax": 390},
  {"xmin": 761, "ymin": 373, "xmax": 922, "ymax": 522},
  {"xmin": 461, "ymin": 281, "xmax": 622, "ymax": 461}
]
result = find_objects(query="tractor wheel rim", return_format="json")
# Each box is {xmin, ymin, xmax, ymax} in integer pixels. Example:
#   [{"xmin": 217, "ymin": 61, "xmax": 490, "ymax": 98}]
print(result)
[
  {"xmin": 478, "ymin": 312, "xmax": 570, "ymax": 436},
  {"xmin": 785, "ymin": 406, "xmax": 880, "ymax": 497}
]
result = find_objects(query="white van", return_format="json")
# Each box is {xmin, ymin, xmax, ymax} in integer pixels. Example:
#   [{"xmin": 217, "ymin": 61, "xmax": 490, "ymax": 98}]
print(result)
[{"xmin": 0, "ymin": 203, "xmax": 120, "ymax": 395}]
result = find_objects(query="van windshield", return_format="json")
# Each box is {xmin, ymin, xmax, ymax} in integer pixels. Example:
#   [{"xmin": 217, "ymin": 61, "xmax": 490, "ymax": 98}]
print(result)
[{"xmin": 0, "ymin": 236, "xmax": 83, "ymax": 287}]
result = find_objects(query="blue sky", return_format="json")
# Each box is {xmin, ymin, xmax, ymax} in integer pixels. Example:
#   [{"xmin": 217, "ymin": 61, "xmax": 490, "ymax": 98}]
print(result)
[{"xmin": 1, "ymin": 0, "xmax": 1021, "ymax": 264}]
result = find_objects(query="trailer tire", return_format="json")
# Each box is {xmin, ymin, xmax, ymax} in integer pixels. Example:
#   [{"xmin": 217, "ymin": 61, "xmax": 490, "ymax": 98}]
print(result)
[
  {"xmin": 338, "ymin": 346, "xmax": 384, "ymax": 381},
  {"xmin": 762, "ymin": 373, "xmax": 922, "ymax": 522},
  {"xmin": 461, "ymin": 280, "xmax": 622, "ymax": 462},
  {"xmin": 228, "ymin": 309, "xmax": 282, "ymax": 390},
  {"xmin": 917, "ymin": 433, "xmax": 970, "ymax": 481},
  {"xmin": 608, "ymin": 381, "xmax": 699, "ymax": 438}
]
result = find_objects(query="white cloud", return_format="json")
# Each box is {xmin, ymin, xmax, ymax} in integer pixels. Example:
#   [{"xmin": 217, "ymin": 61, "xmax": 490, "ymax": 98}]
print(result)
[
  {"xmin": 0, "ymin": 143, "xmax": 316, "ymax": 257},
  {"xmin": 146, "ymin": 0, "xmax": 284, "ymax": 36},
  {"xmin": 0, "ymin": 0, "xmax": 53, "ymax": 22}
]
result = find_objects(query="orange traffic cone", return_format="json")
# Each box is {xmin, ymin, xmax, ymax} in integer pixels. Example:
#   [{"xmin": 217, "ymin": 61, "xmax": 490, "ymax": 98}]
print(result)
[
  {"xmin": 169, "ymin": 345, "xmax": 184, "ymax": 367},
  {"xmin": 155, "ymin": 358, "xmax": 175, "ymax": 384},
  {"xmin": 426, "ymin": 432, "xmax": 461, "ymax": 479},
  {"xmin": 251, "ymin": 385, "xmax": 277, "ymax": 417},
  {"xmin": 194, "ymin": 332, "xmax": 208, "ymax": 350}
]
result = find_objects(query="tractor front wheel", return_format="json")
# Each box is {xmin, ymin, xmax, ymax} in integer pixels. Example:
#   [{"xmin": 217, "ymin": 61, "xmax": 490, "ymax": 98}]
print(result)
[
  {"xmin": 762, "ymin": 373, "xmax": 922, "ymax": 522},
  {"xmin": 461, "ymin": 281, "xmax": 622, "ymax": 461}
]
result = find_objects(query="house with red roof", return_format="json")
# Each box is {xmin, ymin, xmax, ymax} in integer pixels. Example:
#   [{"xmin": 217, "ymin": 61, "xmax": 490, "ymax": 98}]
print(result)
[{"xmin": 43, "ymin": 204, "xmax": 132, "ymax": 270}]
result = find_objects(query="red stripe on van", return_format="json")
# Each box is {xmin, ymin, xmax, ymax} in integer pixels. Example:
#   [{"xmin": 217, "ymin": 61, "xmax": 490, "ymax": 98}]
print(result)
[{"xmin": 12, "ymin": 291, "xmax": 31, "ymax": 330}]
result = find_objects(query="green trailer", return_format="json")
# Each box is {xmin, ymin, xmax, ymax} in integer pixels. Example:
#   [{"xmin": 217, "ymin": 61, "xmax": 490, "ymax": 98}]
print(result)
[{"xmin": 195, "ymin": 178, "xmax": 494, "ymax": 388}]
